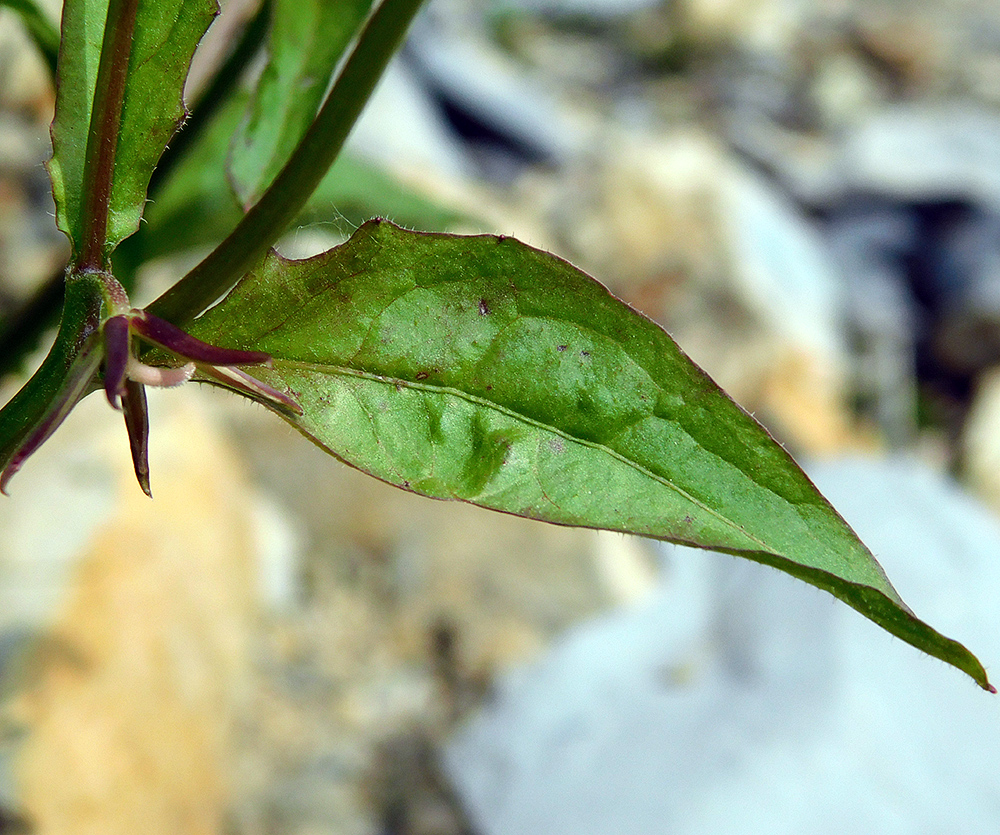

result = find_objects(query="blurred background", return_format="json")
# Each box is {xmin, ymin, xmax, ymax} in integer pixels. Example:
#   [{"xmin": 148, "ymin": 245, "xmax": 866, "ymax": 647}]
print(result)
[{"xmin": 1, "ymin": 0, "xmax": 1000, "ymax": 832}]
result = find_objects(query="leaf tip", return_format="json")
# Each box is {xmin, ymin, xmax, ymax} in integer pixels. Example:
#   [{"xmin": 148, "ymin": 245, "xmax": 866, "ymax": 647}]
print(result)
[{"xmin": 965, "ymin": 659, "xmax": 993, "ymax": 693}]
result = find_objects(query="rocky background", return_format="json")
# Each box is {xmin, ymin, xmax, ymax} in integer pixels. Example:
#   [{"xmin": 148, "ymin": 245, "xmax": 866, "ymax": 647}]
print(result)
[{"xmin": 2, "ymin": 0, "xmax": 1000, "ymax": 832}]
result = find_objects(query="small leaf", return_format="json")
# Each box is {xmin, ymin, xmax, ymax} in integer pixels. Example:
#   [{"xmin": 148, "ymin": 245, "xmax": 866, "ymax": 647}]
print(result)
[
  {"xmin": 187, "ymin": 220, "xmax": 992, "ymax": 690},
  {"xmin": 131, "ymin": 92, "xmax": 246, "ymax": 262},
  {"xmin": 48, "ymin": 0, "xmax": 217, "ymax": 256},
  {"xmin": 228, "ymin": 0, "xmax": 374, "ymax": 207}
]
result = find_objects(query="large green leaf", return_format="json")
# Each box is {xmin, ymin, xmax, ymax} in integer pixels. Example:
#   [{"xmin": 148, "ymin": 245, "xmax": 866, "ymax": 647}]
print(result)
[
  {"xmin": 186, "ymin": 220, "xmax": 992, "ymax": 690},
  {"xmin": 48, "ymin": 0, "xmax": 217, "ymax": 256},
  {"xmin": 228, "ymin": 0, "xmax": 374, "ymax": 207}
]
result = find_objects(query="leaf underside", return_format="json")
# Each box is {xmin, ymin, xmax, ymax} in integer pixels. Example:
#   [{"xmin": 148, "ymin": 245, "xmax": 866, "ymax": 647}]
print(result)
[{"xmin": 186, "ymin": 220, "xmax": 992, "ymax": 690}]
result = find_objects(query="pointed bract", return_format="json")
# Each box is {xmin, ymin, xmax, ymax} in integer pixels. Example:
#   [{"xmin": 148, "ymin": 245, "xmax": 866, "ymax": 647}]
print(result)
[
  {"xmin": 103, "ymin": 314, "xmax": 131, "ymax": 408},
  {"xmin": 1, "ymin": 290, "xmax": 300, "ymax": 495},
  {"xmin": 122, "ymin": 378, "xmax": 151, "ymax": 497}
]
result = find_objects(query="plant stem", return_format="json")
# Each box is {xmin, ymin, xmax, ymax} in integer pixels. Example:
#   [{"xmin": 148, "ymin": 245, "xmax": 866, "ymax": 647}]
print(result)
[
  {"xmin": 0, "ymin": 0, "xmax": 271, "ymax": 378},
  {"xmin": 77, "ymin": 0, "xmax": 139, "ymax": 271},
  {"xmin": 148, "ymin": 0, "xmax": 427, "ymax": 324},
  {"xmin": 0, "ymin": 270, "xmax": 64, "ymax": 379}
]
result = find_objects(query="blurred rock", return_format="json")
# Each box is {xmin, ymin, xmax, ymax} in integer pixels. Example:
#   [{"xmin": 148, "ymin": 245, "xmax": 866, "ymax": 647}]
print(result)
[
  {"xmin": 348, "ymin": 59, "xmax": 475, "ymax": 183},
  {"xmin": 555, "ymin": 128, "xmax": 854, "ymax": 453},
  {"xmin": 406, "ymin": 8, "xmax": 583, "ymax": 181},
  {"xmin": 0, "ymin": 10, "xmax": 54, "ymax": 114},
  {"xmin": 823, "ymin": 203, "xmax": 919, "ymax": 446},
  {"xmin": 0, "ymin": 387, "xmax": 275, "ymax": 835},
  {"xmin": 445, "ymin": 456, "xmax": 1000, "ymax": 835},
  {"xmin": 961, "ymin": 366, "xmax": 1000, "ymax": 513},
  {"xmin": 808, "ymin": 43, "xmax": 889, "ymax": 131},
  {"xmin": 217, "ymin": 394, "xmax": 627, "ymax": 834},
  {"xmin": 681, "ymin": 0, "xmax": 806, "ymax": 54},
  {"xmin": 0, "ymin": 19, "xmax": 66, "ymax": 308},
  {"xmin": 776, "ymin": 105, "xmax": 1000, "ymax": 448},
  {"xmin": 499, "ymin": 0, "xmax": 660, "ymax": 20},
  {"xmin": 835, "ymin": 105, "xmax": 1000, "ymax": 208}
]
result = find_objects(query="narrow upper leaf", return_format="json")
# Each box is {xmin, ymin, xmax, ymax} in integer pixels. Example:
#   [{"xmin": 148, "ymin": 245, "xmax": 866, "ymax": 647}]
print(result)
[
  {"xmin": 148, "ymin": 0, "xmax": 426, "ymax": 324},
  {"xmin": 48, "ymin": 0, "xmax": 217, "ymax": 257},
  {"xmin": 48, "ymin": 0, "xmax": 109, "ymax": 254},
  {"xmin": 185, "ymin": 220, "xmax": 992, "ymax": 690},
  {"xmin": 228, "ymin": 0, "xmax": 374, "ymax": 207}
]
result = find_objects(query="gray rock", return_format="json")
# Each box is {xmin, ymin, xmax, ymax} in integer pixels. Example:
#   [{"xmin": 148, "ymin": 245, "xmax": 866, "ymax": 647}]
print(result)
[
  {"xmin": 406, "ymin": 7, "xmax": 583, "ymax": 179},
  {"xmin": 836, "ymin": 105, "xmax": 1000, "ymax": 209},
  {"xmin": 824, "ymin": 205, "xmax": 919, "ymax": 445},
  {"xmin": 474, "ymin": 0, "xmax": 661, "ymax": 21},
  {"xmin": 445, "ymin": 457, "xmax": 1000, "ymax": 835}
]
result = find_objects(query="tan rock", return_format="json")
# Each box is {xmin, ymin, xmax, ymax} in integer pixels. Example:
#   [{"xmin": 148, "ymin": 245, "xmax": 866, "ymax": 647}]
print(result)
[
  {"xmin": 1, "ymin": 388, "xmax": 258, "ymax": 835},
  {"xmin": 962, "ymin": 367, "xmax": 1000, "ymax": 513}
]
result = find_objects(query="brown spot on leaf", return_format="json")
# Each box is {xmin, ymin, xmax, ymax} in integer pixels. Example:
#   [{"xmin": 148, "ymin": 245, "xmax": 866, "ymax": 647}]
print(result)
[
  {"xmin": 478, "ymin": 299, "xmax": 490, "ymax": 316},
  {"xmin": 556, "ymin": 345, "xmax": 567, "ymax": 352},
  {"xmin": 415, "ymin": 371, "xmax": 429, "ymax": 381}
]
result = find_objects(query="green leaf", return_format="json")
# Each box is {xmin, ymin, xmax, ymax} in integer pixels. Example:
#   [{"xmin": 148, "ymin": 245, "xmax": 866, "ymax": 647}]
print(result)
[
  {"xmin": 148, "ymin": 0, "xmax": 426, "ymax": 324},
  {"xmin": 133, "ymin": 92, "xmax": 246, "ymax": 262},
  {"xmin": 228, "ymin": 0, "xmax": 374, "ymax": 207},
  {"xmin": 186, "ymin": 220, "xmax": 992, "ymax": 690},
  {"xmin": 47, "ymin": 0, "xmax": 108, "ymax": 255},
  {"xmin": 137, "ymin": 90, "xmax": 465, "ymax": 265},
  {"xmin": 48, "ymin": 0, "xmax": 217, "ymax": 257}
]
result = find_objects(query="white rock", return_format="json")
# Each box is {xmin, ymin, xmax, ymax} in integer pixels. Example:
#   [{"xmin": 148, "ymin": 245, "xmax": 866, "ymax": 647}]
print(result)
[
  {"xmin": 445, "ymin": 457, "xmax": 1000, "ymax": 835},
  {"xmin": 346, "ymin": 59, "xmax": 474, "ymax": 181},
  {"xmin": 837, "ymin": 105, "xmax": 1000, "ymax": 209}
]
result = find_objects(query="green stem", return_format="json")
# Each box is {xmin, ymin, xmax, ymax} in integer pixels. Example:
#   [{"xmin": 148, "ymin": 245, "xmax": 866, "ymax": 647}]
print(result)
[
  {"xmin": 0, "ymin": 0, "xmax": 272, "ymax": 378},
  {"xmin": 0, "ymin": 269, "xmax": 64, "ymax": 380},
  {"xmin": 148, "ymin": 0, "xmax": 427, "ymax": 324},
  {"xmin": 78, "ymin": 0, "xmax": 139, "ymax": 271}
]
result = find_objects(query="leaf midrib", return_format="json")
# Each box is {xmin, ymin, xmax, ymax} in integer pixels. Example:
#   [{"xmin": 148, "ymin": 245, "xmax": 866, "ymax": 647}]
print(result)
[{"xmin": 271, "ymin": 358, "xmax": 772, "ymax": 552}]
